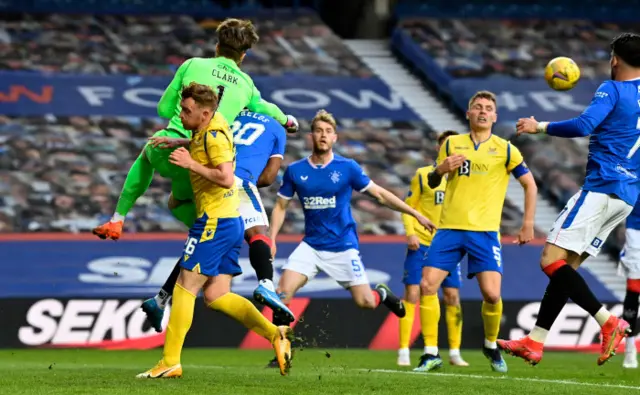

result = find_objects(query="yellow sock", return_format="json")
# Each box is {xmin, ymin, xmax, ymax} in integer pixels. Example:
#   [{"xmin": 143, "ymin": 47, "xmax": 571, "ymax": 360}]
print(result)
[
  {"xmin": 208, "ymin": 292, "xmax": 278, "ymax": 342},
  {"xmin": 399, "ymin": 301, "xmax": 416, "ymax": 349},
  {"xmin": 481, "ymin": 299, "xmax": 503, "ymax": 345},
  {"xmin": 445, "ymin": 304, "xmax": 463, "ymax": 350},
  {"xmin": 420, "ymin": 294, "xmax": 440, "ymax": 351},
  {"xmin": 163, "ymin": 283, "xmax": 196, "ymax": 366}
]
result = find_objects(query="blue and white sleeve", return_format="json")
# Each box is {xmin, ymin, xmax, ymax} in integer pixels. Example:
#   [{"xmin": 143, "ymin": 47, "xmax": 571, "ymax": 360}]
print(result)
[
  {"xmin": 277, "ymin": 166, "xmax": 295, "ymax": 200},
  {"xmin": 350, "ymin": 160, "xmax": 373, "ymax": 192},
  {"xmin": 271, "ymin": 125, "xmax": 286, "ymax": 159},
  {"xmin": 547, "ymin": 81, "xmax": 619, "ymax": 138}
]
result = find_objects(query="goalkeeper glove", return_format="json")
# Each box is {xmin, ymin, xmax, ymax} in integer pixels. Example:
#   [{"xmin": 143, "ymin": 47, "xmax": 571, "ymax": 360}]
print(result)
[{"xmin": 284, "ymin": 115, "xmax": 299, "ymax": 134}]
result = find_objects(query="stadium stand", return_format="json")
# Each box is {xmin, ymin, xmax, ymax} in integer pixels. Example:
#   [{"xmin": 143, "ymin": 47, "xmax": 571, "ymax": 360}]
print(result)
[
  {"xmin": 0, "ymin": 13, "xmax": 373, "ymax": 78},
  {"xmin": 398, "ymin": 18, "xmax": 618, "ymax": 80}
]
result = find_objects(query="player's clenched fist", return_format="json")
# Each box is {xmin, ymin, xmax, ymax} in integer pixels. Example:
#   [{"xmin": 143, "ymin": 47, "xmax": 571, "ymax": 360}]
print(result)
[
  {"xmin": 514, "ymin": 222, "xmax": 535, "ymax": 245},
  {"xmin": 284, "ymin": 115, "xmax": 299, "ymax": 134},
  {"xmin": 169, "ymin": 147, "xmax": 194, "ymax": 169},
  {"xmin": 516, "ymin": 116, "xmax": 542, "ymax": 136},
  {"xmin": 436, "ymin": 154, "xmax": 466, "ymax": 175}
]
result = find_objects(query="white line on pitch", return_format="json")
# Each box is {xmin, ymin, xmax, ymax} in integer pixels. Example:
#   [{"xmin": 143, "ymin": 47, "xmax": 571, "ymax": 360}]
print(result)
[{"xmin": 360, "ymin": 369, "xmax": 640, "ymax": 390}]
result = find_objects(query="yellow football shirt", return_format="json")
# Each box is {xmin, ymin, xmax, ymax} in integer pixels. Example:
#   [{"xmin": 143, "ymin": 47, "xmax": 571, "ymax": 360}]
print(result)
[
  {"xmin": 436, "ymin": 133, "xmax": 527, "ymax": 232},
  {"xmin": 189, "ymin": 112, "xmax": 240, "ymax": 222},
  {"xmin": 402, "ymin": 165, "xmax": 446, "ymax": 246}
]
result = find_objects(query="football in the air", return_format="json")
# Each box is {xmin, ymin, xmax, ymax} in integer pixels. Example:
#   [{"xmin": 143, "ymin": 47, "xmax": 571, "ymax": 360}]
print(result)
[{"xmin": 544, "ymin": 57, "xmax": 581, "ymax": 91}]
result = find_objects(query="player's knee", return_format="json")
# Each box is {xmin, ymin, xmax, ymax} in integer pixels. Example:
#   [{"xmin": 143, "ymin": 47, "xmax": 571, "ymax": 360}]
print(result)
[
  {"xmin": 420, "ymin": 279, "xmax": 439, "ymax": 296},
  {"xmin": 481, "ymin": 290, "xmax": 501, "ymax": 305},
  {"xmin": 354, "ymin": 292, "xmax": 377, "ymax": 309},
  {"xmin": 404, "ymin": 286, "xmax": 420, "ymax": 304},
  {"xmin": 203, "ymin": 290, "xmax": 228, "ymax": 306},
  {"xmin": 442, "ymin": 288, "xmax": 460, "ymax": 306}
]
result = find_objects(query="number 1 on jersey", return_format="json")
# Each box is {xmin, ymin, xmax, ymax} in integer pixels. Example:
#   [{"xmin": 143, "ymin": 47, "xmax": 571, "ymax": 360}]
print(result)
[{"xmin": 216, "ymin": 85, "xmax": 226, "ymax": 105}]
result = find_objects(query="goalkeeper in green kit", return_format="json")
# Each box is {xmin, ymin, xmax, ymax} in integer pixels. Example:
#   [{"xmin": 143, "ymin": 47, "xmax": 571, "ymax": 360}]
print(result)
[{"xmin": 93, "ymin": 18, "xmax": 299, "ymax": 330}]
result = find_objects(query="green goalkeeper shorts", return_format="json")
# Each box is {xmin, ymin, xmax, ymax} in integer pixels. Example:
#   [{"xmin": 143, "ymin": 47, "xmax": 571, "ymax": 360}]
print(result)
[{"xmin": 144, "ymin": 128, "xmax": 194, "ymax": 202}]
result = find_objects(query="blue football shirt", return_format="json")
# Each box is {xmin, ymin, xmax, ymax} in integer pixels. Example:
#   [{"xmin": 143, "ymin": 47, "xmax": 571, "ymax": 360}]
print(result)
[
  {"xmin": 548, "ymin": 79, "xmax": 640, "ymax": 206},
  {"xmin": 232, "ymin": 110, "xmax": 286, "ymax": 183},
  {"xmin": 278, "ymin": 154, "xmax": 372, "ymax": 252}
]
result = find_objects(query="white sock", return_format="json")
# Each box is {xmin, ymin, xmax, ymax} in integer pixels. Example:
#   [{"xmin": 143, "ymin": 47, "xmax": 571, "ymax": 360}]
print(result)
[
  {"xmin": 111, "ymin": 213, "xmax": 125, "ymax": 222},
  {"xmin": 449, "ymin": 349, "xmax": 460, "ymax": 358},
  {"xmin": 259, "ymin": 279, "xmax": 276, "ymax": 292},
  {"xmin": 627, "ymin": 336, "xmax": 637, "ymax": 353},
  {"xmin": 529, "ymin": 326, "xmax": 549, "ymax": 343},
  {"xmin": 424, "ymin": 346, "xmax": 438, "ymax": 356},
  {"xmin": 154, "ymin": 289, "xmax": 171, "ymax": 309},
  {"xmin": 594, "ymin": 306, "xmax": 612, "ymax": 327},
  {"xmin": 484, "ymin": 339, "xmax": 497, "ymax": 349}
]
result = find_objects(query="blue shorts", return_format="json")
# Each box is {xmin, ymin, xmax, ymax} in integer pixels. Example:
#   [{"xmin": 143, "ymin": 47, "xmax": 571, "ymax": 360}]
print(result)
[
  {"xmin": 180, "ymin": 215, "xmax": 244, "ymax": 277},
  {"xmin": 423, "ymin": 229, "xmax": 502, "ymax": 278},
  {"xmin": 403, "ymin": 244, "xmax": 461, "ymax": 288}
]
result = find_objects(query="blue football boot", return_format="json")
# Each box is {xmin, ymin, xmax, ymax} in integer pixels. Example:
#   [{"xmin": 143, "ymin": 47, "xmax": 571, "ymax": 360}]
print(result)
[
  {"xmin": 141, "ymin": 298, "xmax": 165, "ymax": 333},
  {"xmin": 253, "ymin": 284, "xmax": 295, "ymax": 323}
]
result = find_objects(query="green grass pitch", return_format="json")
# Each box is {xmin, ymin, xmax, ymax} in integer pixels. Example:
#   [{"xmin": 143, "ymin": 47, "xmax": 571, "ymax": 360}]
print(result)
[{"xmin": 2, "ymin": 349, "xmax": 639, "ymax": 394}]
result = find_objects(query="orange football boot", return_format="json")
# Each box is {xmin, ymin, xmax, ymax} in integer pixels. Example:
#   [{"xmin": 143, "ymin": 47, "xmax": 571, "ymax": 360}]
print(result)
[
  {"xmin": 136, "ymin": 360, "xmax": 182, "ymax": 379},
  {"xmin": 92, "ymin": 220, "xmax": 123, "ymax": 240},
  {"xmin": 598, "ymin": 316, "xmax": 631, "ymax": 365},
  {"xmin": 497, "ymin": 336, "xmax": 544, "ymax": 366}
]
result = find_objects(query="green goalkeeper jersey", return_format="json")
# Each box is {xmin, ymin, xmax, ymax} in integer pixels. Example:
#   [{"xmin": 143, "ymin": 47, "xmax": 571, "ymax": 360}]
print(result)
[{"xmin": 157, "ymin": 57, "xmax": 287, "ymax": 129}]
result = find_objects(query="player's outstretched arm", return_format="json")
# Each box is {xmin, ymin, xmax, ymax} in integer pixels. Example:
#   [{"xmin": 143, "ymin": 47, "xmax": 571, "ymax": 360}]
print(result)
[
  {"xmin": 365, "ymin": 183, "xmax": 436, "ymax": 232},
  {"xmin": 247, "ymin": 84, "xmax": 299, "ymax": 133},
  {"xmin": 516, "ymin": 81, "xmax": 619, "ymax": 138}
]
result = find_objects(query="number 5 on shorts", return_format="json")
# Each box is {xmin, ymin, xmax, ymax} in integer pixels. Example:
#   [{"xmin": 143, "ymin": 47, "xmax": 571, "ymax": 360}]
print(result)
[
  {"xmin": 184, "ymin": 237, "xmax": 198, "ymax": 256},
  {"xmin": 492, "ymin": 246, "xmax": 502, "ymax": 267},
  {"xmin": 351, "ymin": 259, "xmax": 363, "ymax": 278}
]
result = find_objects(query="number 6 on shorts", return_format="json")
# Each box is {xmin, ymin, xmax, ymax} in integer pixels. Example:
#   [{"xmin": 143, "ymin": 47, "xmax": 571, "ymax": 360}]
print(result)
[{"xmin": 184, "ymin": 237, "xmax": 198, "ymax": 255}]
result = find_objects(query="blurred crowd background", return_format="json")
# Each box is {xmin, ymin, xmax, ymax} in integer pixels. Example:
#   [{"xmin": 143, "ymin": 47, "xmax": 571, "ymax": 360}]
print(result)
[{"xmin": 0, "ymin": 0, "xmax": 635, "ymax": 254}]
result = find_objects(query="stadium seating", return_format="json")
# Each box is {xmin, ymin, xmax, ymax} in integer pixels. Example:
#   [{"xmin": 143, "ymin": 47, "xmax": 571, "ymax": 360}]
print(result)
[
  {"xmin": 1, "ymin": 12, "xmax": 373, "ymax": 78},
  {"xmin": 398, "ymin": 18, "xmax": 628, "ymax": 80}
]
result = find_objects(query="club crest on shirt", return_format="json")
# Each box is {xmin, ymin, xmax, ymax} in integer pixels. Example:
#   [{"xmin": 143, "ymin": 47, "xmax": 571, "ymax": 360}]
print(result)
[{"xmin": 330, "ymin": 171, "xmax": 341, "ymax": 184}]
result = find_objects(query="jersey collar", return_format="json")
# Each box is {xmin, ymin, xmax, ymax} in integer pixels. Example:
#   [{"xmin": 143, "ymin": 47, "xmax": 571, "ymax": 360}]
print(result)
[
  {"xmin": 216, "ymin": 56, "xmax": 240, "ymax": 70},
  {"xmin": 307, "ymin": 153, "xmax": 334, "ymax": 169}
]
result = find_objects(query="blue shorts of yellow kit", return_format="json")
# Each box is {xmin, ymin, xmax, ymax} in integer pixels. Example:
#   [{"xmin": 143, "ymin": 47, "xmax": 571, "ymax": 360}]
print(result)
[
  {"xmin": 180, "ymin": 215, "xmax": 245, "ymax": 277},
  {"xmin": 423, "ymin": 229, "xmax": 502, "ymax": 278},
  {"xmin": 403, "ymin": 244, "xmax": 461, "ymax": 288}
]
